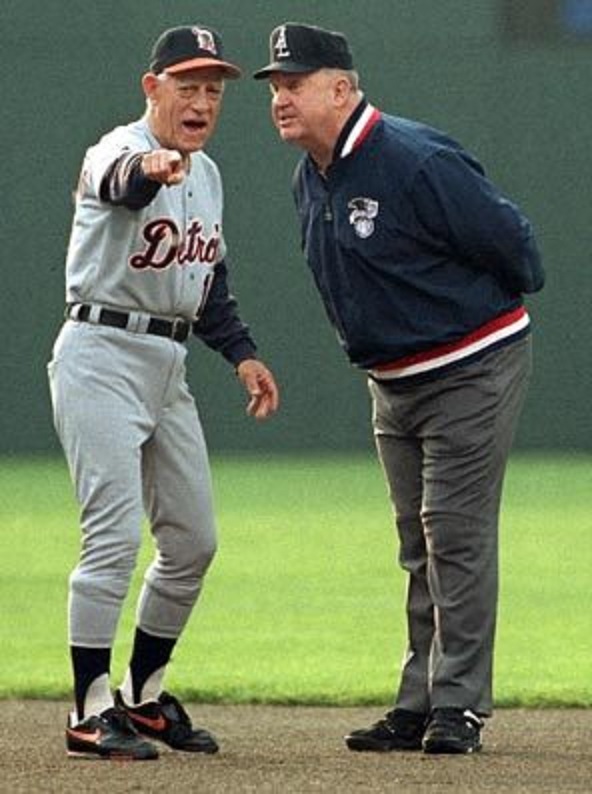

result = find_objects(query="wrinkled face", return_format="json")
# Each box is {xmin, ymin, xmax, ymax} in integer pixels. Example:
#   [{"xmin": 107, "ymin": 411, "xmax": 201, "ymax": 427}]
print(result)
[
  {"xmin": 269, "ymin": 70, "xmax": 339, "ymax": 150},
  {"xmin": 144, "ymin": 67, "xmax": 225, "ymax": 153}
]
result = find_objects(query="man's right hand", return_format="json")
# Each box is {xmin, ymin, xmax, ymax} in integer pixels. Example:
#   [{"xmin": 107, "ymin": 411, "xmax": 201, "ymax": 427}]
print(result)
[{"xmin": 141, "ymin": 149, "xmax": 187, "ymax": 185}]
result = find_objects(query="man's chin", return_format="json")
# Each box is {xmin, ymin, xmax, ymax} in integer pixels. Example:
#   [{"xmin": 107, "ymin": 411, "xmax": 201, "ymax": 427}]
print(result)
[
  {"xmin": 277, "ymin": 126, "xmax": 300, "ymax": 144},
  {"xmin": 179, "ymin": 129, "xmax": 211, "ymax": 153},
  {"xmin": 179, "ymin": 138, "xmax": 207, "ymax": 154}
]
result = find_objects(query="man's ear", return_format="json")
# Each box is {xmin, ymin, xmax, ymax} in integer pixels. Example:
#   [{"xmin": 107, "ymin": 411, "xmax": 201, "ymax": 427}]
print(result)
[
  {"xmin": 333, "ymin": 75, "xmax": 353, "ymax": 107},
  {"xmin": 142, "ymin": 72, "xmax": 160, "ymax": 100}
]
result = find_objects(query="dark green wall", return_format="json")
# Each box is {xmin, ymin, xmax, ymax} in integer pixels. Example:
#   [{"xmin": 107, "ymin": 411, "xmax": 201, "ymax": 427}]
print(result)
[{"xmin": 1, "ymin": 0, "xmax": 589, "ymax": 454}]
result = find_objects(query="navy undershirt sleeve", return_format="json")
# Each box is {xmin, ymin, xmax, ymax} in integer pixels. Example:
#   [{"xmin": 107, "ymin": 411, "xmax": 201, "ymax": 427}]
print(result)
[
  {"xmin": 192, "ymin": 259, "xmax": 258, "ymax": 366},
  {"xmin": 99, "ymin": 152, "xmax": 161, "ymax": 210}
]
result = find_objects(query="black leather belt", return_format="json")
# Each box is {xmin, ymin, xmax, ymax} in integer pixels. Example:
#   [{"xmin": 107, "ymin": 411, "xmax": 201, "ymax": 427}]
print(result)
[{"xmin": 67, "ymin": 304, "xmax": 190, "ymax": 343}]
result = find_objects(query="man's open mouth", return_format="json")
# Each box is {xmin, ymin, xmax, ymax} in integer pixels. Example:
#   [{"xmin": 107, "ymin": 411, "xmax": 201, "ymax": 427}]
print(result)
[{"xmin": 182, "ymin": 119, "xmax": 207, "ymax": 132}]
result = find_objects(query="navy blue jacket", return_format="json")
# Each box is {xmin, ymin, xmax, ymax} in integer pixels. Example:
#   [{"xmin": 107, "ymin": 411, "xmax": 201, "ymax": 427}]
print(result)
[{"xmin": 293, "ymin": 100, "xmax": 544, "ymax": 379}]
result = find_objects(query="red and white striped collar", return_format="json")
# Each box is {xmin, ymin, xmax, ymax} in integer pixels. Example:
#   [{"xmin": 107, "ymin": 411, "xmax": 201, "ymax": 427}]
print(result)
[{"xmin": 336, "ymin": 101, "xmax": 382, "ymax": 160}]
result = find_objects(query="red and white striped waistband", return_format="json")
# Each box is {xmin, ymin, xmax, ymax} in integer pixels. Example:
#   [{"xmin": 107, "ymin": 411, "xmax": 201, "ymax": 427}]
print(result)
[{"xmin": 369, "ymin": 306, "xmax": 530, "ymax": 380}]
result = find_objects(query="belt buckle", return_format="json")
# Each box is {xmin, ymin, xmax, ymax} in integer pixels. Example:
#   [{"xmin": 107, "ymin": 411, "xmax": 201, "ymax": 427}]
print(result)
[{"xmin": 172, "ymin": 317, "xmax": 188, "ymax": 342}]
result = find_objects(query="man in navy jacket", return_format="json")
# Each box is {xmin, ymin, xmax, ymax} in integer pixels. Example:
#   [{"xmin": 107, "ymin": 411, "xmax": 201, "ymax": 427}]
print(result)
[{"xmin": 255, "ymin": 23, "xmax": 544, "ymax": 755}]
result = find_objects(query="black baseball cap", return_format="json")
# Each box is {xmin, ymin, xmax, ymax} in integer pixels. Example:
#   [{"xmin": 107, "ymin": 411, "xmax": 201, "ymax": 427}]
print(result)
[
  {"xmin": 253, "ymin": 23, "xmax": 354, "ymax": 79},
  {"xmin": 149, "ymin": 25, "xmax": 242, "ymax": 79}
]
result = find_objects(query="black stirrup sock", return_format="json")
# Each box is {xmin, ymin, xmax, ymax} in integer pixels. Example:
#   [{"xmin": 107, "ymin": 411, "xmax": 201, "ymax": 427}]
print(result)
[
  {"xmin": 70, "ymin": 645, "xmax": 111, "ymax": 722},
  {"xmin": 128, "ymin": 627, "xmax": 177, "ymax": 703}
]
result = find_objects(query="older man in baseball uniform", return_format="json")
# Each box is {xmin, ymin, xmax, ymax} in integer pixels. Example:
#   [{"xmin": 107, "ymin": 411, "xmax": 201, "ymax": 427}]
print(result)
[{"xmin": 48, "ymin": 25, "xmax": 279, "ymax": 760}]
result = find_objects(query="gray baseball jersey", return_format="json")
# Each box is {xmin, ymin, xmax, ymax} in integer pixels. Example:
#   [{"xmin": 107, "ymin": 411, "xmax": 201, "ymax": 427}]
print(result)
[
  {"xmin": 49, "ymin": 115, "xmax": 255, "ymax": 650},
  {"xmin": 66, "ymin": 117, "xmax": 226, "ymax": 321}
]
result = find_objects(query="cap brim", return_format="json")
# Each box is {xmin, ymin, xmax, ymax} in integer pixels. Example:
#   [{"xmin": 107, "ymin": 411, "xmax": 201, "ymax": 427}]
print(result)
[
  {"xmin": 253, "ymin": 62, "xmax": 318, "ymax": 80},
  {"xmin": 164, "ymin": 57, "xmax": 242, "ymax": 79}
]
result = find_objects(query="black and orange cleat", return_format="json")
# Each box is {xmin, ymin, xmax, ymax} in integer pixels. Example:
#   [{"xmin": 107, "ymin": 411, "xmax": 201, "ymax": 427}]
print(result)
[
  {"xmin": 115, "ymin": 689, "xmax": 219, "ymax": 754},
  {"xmin": 66, "ymin": 706, "xmax": 159, "ymax": 760}
]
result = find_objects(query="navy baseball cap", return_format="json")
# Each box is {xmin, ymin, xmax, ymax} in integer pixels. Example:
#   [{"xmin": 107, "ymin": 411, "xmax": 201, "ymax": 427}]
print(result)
[
  {"xmin": 150, "ymin": 25, "xmax": 242, "ymax": 79},
  {"xmin": 253, "ymin": 23, "xmax": 354, "ymax": 79}
]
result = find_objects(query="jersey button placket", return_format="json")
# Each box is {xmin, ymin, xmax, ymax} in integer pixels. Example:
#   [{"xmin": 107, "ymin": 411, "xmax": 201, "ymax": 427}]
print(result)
[{"xmin": 176, "ymin": 182, "xmax": 191, "ymax": 313}]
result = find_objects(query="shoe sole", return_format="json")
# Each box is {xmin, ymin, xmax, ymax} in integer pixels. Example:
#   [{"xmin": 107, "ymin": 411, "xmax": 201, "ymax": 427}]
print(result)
[
  {"xmin": 67, "ymin": 749, "xmax": 158, "ymax": 761},
  {"xmin": 153, "ymin": 740, "xmax": 218, "ymax": 754},
  {"xmin": 66, "ymin": 735, "xmax": 159, "ymax": 761},
  {"xmin": 130, "ymin": 724, "xmax": 219, "ymax": 754},
  {"xmin": 345, "ymin": 736, "xmax": 422, "ymax": 753},
  {"xmin": 423, "ymin": 740, "xmax": 481, "ymax": 755},
  {"xmin": 158, "ymin": 737, "xmax": 219, "ymax": 754}
]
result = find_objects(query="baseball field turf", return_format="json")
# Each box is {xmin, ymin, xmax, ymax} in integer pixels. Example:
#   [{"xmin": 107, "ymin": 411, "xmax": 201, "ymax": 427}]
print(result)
[{"xmin": 0, "ymin": 453, "xmax": 590, "ymax": 707}]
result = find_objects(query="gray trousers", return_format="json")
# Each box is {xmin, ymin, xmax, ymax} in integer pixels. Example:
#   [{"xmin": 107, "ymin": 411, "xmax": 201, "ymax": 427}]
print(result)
[
  {"xmin": 368, "ymin": 336, "xmax": 532, "ymax": 716},
  {"xmin": 48, "ymin": 320, "xmax": 217, "ymax": 647}
]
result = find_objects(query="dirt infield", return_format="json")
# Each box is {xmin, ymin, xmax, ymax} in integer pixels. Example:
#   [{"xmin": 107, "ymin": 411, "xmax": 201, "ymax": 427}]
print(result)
[{"xmin": 2, "ymin": 702, "xmax": 591, "ymax": 793}]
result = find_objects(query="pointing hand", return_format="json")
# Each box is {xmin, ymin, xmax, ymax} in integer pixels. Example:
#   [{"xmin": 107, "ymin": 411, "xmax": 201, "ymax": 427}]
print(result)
[{"xmin": 141, "ymin": 149, "xmax": 188, "ymax": 185}]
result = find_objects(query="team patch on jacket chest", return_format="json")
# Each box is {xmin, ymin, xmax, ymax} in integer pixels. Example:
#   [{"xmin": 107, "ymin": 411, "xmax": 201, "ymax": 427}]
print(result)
[
  {"xmin": 129, "ymin": 217, "xmax": 220, "ymax": 270},
  {"xmin": 348, "ymin": 197, "xmax": 379, "ymax": 239}
]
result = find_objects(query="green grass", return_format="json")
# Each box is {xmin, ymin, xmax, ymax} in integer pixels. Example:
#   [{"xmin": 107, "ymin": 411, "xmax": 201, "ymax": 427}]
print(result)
[{"xmin": 0, "ymin": 453, "xmax": 590, "ymax": 707}]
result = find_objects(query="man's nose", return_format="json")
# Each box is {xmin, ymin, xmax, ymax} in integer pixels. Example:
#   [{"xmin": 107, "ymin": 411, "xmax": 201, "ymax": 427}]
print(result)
[
  {"xmin": 272, "ymin": 89, "xmax": 289, "ymax": 108},
  {"xmin": 190, "ymin": 88, "xmax": 209, "ymax": 110}
]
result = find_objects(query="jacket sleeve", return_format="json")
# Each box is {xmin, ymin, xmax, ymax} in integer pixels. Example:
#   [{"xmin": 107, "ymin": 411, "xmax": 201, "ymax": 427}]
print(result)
[
  {"xmin": 192, "ymin": 259, "xmax": 258, "ymax": 366},
  {"xmin": 411, "ymin": 149, "xmax": 545, "ymax": 294},
  {"xmin": 99, "ymin": 152, "xmax": 161, "ymax": 210}
]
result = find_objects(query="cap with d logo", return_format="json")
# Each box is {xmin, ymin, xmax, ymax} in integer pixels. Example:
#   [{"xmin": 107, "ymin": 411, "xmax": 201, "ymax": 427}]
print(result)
[{"xmin": 150, "ymin": 25, "xmax": 242, "ymax": 79}]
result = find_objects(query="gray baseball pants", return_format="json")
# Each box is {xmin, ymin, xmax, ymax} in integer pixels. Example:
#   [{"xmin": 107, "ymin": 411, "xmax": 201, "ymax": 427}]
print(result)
[
  {"xmin": 48, "ymin": 320, "xmax": 217, "ymax": 647},
  {"xmin": 368, "ymin": 335, "xmax": 532, "ymax": 716}
]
